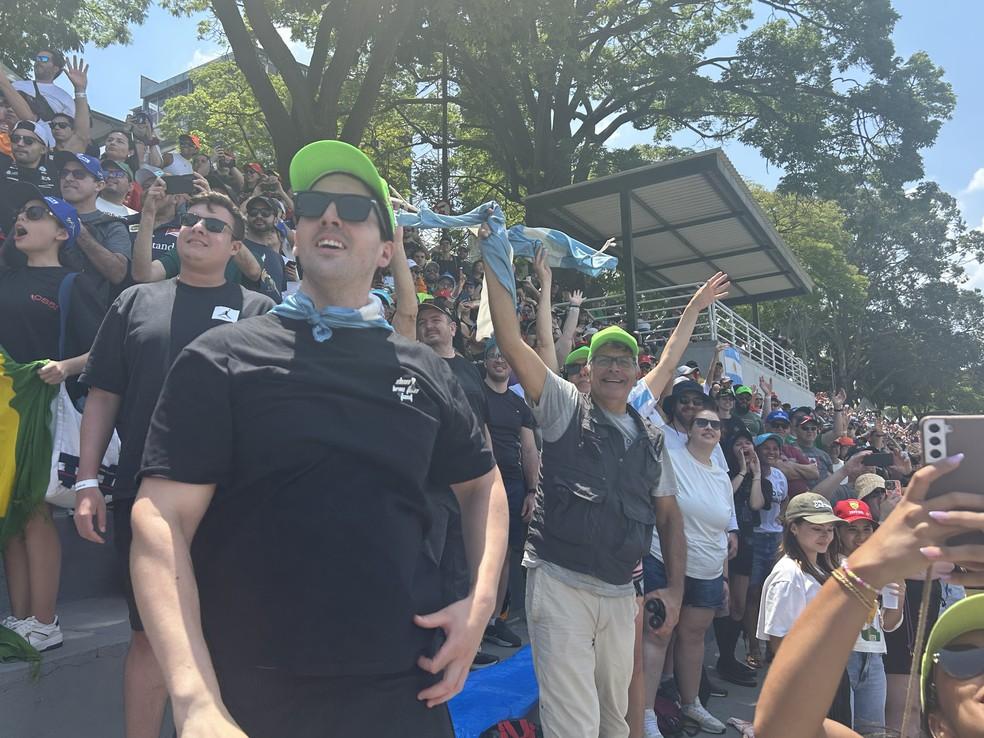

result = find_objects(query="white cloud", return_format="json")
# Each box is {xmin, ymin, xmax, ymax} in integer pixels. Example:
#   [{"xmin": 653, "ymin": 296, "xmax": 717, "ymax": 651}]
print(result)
[
  {"xmin": 964, "ymin": 258, "xmax": 984, "ymax": 291},
  {"xmin": 185, "ymin": 47, "xmax": 222, "ymax": 71},
  {"xmin": 962, "ymin": 168, "xmax": 984, "ymax": 195}
]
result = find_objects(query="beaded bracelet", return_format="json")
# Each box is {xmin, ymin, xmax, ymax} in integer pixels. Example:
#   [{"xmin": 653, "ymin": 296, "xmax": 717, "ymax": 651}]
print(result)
[{"xmin": 841, "ymin": 560, "xmax": 880, "ymax": 598}]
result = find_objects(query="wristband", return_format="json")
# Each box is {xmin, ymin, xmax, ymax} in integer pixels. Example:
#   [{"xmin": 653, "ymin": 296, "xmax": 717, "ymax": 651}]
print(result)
[
  {"xmin": 74, "ymin": 92, "xmax": 87, "ymax": 99},
  {"xmin": 526, "ymin": 489, "xmax": 537, "ymax": 496},
  {"xmin": 73, "ymin": 478, "xmax": 100, "ymax": 492}
]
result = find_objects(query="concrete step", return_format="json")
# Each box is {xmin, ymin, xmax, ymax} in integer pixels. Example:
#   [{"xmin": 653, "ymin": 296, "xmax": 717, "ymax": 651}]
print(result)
[{"xmin": 1, "ymin": 596, "xmax": 174, "ymax": 738}]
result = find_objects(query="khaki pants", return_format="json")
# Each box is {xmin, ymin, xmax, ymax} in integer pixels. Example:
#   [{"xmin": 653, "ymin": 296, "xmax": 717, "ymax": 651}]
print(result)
[{"xmin": 526, "ymin": 566, "xmax": 637, "ymax": 738}]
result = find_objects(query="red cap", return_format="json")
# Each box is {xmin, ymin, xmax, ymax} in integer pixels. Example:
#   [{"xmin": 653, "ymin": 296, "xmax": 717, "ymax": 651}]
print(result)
[
  {"xmin": 179, "ymin": 133, "xmax": 202, "ymax": 148},
  {"xmin": 834, "ymin": 436, "xmax": 856, "ymax": 447},
  {"xmin": 245, "ymin": 162, "xmax": 263, "ymax": 175},
  {"xmin": 833, "ymin": 499, "xmax": 875, "ymax": 524}
]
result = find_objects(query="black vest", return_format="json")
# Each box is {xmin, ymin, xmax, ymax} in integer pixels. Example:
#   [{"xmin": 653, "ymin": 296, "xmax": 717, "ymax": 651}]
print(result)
[{"xmin": 527, "ymin": 394, "xmax": 665, "ymax": 585}]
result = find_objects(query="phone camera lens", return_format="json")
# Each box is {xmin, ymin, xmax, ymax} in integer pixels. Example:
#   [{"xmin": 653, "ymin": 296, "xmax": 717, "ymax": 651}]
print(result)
[
  {"xmin": 930, "ymin": 449, "xmax": 942, "ymax": 459},
  {"xmin": 928, "ymin": 423, "xmax": 941, "ymax": 434},
  {"xmin": 929, "ymin": 436, "xmax": 941, "ymax": 446}
]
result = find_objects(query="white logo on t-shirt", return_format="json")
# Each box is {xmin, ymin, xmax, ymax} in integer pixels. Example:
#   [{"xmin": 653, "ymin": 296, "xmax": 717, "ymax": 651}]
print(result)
[
  {"xmin": 212, "ymin": 306, "xmax": 240, "ymax": 323},
  {"xmin": 392, "ymin": 376, "xmax": 419, "ymax": 404}
]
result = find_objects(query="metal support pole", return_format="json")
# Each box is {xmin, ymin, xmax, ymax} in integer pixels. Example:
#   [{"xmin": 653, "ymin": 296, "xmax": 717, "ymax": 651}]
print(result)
[
  {"xmin": 619, "ymin": 190, "xmax": 637, "ymax": 334},
  {"xmin": 441, "ymin": 48, "xmax": 450, "ymax": 206},
  {"xmin": 751, "ymin": 301, "xmax": 760, "ymax": 328}
]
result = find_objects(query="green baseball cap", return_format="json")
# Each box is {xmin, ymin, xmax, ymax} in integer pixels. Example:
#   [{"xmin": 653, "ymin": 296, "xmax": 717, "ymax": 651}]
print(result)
[
  {"xmin": 735, "ymin": 385, "xmax": 753, "ymax": 396},
  {"xmin": 588, "ymin": 326, "xmax": 639, "ymax": 360},
  {"xmin": 921, "ymin": 592, "xmax": 984, "ymax": 709},
  {"xmin": 783, "ymin": 493, "xmax": 842, "ymax": 524},
  {"xmin": 289, "ymin": 140, "xmax": 396, "ymax": 238},
  {"xmin": 564, "ymin": 346, "xmax": 590, "ymax": 366}
]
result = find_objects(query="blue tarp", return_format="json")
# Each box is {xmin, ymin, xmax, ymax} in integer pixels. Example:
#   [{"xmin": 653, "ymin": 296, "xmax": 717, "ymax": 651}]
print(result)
[{"xmin": 449, "ymin": 645, "xmax": 539, "ymax": 738}]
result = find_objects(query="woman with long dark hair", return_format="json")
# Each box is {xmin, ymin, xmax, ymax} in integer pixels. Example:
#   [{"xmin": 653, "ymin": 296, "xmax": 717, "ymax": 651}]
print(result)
[{"xmin": 0, "ymin": 183, "xmax": 103, "ymax": 651}]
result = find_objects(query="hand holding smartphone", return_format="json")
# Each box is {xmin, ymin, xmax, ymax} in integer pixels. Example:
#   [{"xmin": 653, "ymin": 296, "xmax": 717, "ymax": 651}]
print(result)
[{"xmin": 921, "ymin": 415, "xmax": 984, "ymax": 545}]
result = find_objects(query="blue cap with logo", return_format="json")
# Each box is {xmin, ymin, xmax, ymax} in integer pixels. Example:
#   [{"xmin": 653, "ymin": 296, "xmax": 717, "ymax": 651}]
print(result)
[
  {"xmin": 766, "ymin": 410, "xmax": 791, "ymax": 424},
  {"xmin": 53, "ymin": 151, "xmax": 105, "ymax": 181},
  {"xmin": 4, "ymin": 181, "xmax": 80, "ymax": 249}
]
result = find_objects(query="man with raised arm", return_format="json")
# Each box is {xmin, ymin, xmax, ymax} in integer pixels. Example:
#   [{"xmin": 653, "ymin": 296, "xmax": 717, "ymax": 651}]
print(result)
[
  {"xmin": 485, "ymin": 241, "xmax": 691, "ymax": 738},
  {"xmin": 130, "ymin": 142, "xmax": 508, "ymax": 737}
]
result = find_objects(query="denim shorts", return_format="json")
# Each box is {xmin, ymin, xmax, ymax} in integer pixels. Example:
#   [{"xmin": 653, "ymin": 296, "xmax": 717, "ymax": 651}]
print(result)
[
  {"xmin": 643, "ymin": 554, "xmax": 725, "ymax": 609},
  {"xmin": 750, "ymin": 532, "xmax": 781, "ymax": 587}
]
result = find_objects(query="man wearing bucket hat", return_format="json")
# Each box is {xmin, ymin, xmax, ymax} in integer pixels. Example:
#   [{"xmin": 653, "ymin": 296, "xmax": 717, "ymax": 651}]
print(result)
[
  {"xmin": 487, "ymin": 250, "xmax": 685, "ymax": 738},
  {"xmin": 131, "ymin": 140, "xmax": 508, "ymax": 737}
]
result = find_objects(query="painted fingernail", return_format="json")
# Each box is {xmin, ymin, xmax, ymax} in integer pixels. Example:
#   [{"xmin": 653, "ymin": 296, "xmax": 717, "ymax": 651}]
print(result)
[
  {"xmin": 946, "ymin": 453, "xmax": 965, "ymax": 462},
  {"xmin": 929, "ymin": 511, "xmax": 949, "ymax": 522},
  {"xmin": 920, "ymin": 546, "xmax": 942, "ymax": 559}
]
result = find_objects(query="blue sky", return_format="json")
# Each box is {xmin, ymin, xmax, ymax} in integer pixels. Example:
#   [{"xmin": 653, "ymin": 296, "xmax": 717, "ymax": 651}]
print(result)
[{"xmin": 74, "ymin": 1, "xmax": 984, "ymax": 286}]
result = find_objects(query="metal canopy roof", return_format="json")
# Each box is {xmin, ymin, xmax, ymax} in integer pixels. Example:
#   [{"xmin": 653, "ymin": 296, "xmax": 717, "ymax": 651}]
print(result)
[{"xmin": 524, "ymin": 149, "xmax": 814, "ymax": 319}]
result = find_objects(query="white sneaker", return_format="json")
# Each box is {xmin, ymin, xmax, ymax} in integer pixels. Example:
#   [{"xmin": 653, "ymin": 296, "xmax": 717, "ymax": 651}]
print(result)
[
  {"xmin": 643, "ymin": 707, "xmax": 665, "ymax": 738},
  {"xmin": 19, "ymin": 616, "xmax": 63, "ymax": 652},
  {"xmin": 1, "ymin": 615, "xmax": 22, "ymax": 631},
  {"xmin": 681, "ymin": 699, "xmax": 726, "ymax": 734}
]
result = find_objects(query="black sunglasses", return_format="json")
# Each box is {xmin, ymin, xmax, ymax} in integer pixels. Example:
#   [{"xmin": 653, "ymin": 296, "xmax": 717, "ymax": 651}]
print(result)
[
  {"xmin": 11, "ymin": 134, "xmax": 41, "ymax": 145},
  {"xmin": 933, "ymin": 644, "xmax": 984, "ymax": 681},
  {"xmin": 294, "ymin": 191, "xmax": 390, "ymax": 237},
  {"xmin": 50, "ymin": 121, "xmax": 72, "ymax": 130},
  {"xmin": 247, "ymin": 208, "xmax": 273, "ymax": 218},
  {"xmin": 18, "ymin": 205, "xmax": 53, "ymax": 221},
  {"xmin": 179, "ymin": 212, "xmax": 232, "ymax": 234},
  {"xmin": 694, "ymin": 417, "xmax": 722, "ymax": 430}
]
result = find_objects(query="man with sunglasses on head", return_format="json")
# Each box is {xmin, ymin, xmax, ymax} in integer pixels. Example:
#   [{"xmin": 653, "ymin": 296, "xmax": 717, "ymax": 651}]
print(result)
[
  {"xmin": 129, "ymin": 140, "xmax": 508, "ymax": 738},
  {"xmin": 54, "ymin": 151, "xmax": 132, "ymax": 301},
  {"xmin": 11, "ymin": 50, "xmax": 76, "ymax": 119},
  {"xmin": 76, "ymin": 189, "xmax": 273, "ymax": 738}
]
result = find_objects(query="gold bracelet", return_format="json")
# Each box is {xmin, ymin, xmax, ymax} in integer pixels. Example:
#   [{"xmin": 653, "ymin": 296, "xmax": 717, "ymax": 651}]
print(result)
[
  {"xmin": 832, "ymin": 568, "xmax": 878, "ymax": 622},
  {"xmin": 841, "ymin": 561, "xmax": 880, "ymax": 598}
]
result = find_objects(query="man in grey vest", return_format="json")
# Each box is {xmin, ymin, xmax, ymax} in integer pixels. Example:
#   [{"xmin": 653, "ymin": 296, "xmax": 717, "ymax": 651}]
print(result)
[{"xmin": 486, "ymin": 266, "xmax": 685, "ymax": 738}]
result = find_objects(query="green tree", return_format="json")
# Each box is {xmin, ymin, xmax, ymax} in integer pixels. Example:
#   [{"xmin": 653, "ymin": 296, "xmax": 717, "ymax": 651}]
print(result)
[
  {"xmin": 406, "ymin": 0, "xmax": 953, "ymax": 199},
  {"xmin": 0, "ymin": 0, "xmax": 150, "ymax": 76},
  {"xmin": 161, "ymin": 0, "xmax": 440, "ymax": 178}
]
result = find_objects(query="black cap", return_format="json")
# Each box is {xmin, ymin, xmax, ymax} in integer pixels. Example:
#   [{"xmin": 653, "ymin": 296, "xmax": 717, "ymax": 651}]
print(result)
[
  {"xmin": 417, "ymin": 298, "xmax": 455, "ymax": 322},
  {"xmin": 661, "ymin": 379, "xmax": 707, "ymax": 417}
]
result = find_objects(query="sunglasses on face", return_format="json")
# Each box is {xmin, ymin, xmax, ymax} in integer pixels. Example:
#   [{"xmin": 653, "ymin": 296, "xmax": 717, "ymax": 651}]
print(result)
[
  {"xmin": 934, "ymin": 644, "xmax": 984, "ymax": 682},
  {"xmin": 60, "ymin": 168, "xmax": 92, "ymax": 181},
  {"xmin": 486, "ymin": 351, "xmax": 504, "ymax": 361},
  {"xmin": 247, "ymin": 208, "xmax": 273, "ymax": 218},
  {"xmin": 179, "ymin": 212, "xmax": 232, "ymax": 234},
  {"xmin": 10, "ymin": 134, "xmax": 41, "ymax": 146},
  {"xmin": 104, "ymin": 170, "xmax": 128, "ymax": 180},
  {"xmin": 294, "ymin": 191, "xmax": 388, "ymax": 232},
  {"xmin": 17, "ymin": 205, "xmax": 53, "ymax": 221},
  {"xmin": 676, "ymin": 396, "xmax": 705, "ymax": 407},
  {"xmin": 590, "ymin": 355, "xmax": 635, "ymax": 369},
  {"xmin": 565, "ymin": 362, "xmax": 587, "ymax": 374},
  {"xmin": 693, "ymin": 417, "xmax": 722, "ymax": 430},
  {"xmin": 50, "ymin": 121, "xmax": 72, "ymax": 130},
  {"xmin": 36, "ymin": 54, "xmax": 51, "ymax": 63}
]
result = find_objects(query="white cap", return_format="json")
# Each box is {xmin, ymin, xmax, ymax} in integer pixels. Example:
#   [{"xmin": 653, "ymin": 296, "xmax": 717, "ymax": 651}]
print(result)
[
  {"xmin": 677, "ymin": 365, "xmax": 697, "ymax": 376},
  {"xmin": 406, "ymin": 259, "xmax": 418, "ymax": 268}
]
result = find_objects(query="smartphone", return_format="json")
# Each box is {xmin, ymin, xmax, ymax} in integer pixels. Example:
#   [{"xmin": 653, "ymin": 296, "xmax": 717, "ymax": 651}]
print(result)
[
  {"xmin": 921, "ymin": 415, "xmax": 984, "ymax": 545},
  {"xmin": 884, "ymin": 479, "xmax": 902, "ymax": 496},
  {"xmin": 862, "ymin": 452, "xmax": 894, "ymax": 467},
  {"xmin": 163, "ymin": 174, "xmax": 195, "ymax": 195}
]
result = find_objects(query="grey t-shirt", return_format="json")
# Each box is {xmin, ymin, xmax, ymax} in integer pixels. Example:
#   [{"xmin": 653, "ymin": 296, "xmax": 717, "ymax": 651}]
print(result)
[{"xmin": 525, "ymin": 371, "xmax": 677, "ymax": 596}]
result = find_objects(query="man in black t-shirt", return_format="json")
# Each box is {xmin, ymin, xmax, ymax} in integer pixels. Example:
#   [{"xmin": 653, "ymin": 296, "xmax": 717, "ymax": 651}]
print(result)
[
  {"xmin": 481, "ymin": 339, "xmax": 539, "ymax": 650},
  {"xmin": 129, "ymin": 141, "xmax": 507, "ymax": 738},
  {"xmin": 241, "ymin": 194, "xmax": 286, "ymax": 298},
  {"xmin": 74, "ymin": 191, "xmax": 273, "ymax": 738},
  {"xmin": 0, "ymin": 121, "xmax": 59, "ymax": 230}
]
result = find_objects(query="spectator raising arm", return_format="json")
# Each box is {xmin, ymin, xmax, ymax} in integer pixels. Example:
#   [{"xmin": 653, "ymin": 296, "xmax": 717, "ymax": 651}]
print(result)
[
  {"xmin": 389, "ymin": 225, "xmax": 419, "ymax": 339},
  {"xmin": 131, "ymin": 178, "xmax": 168, "ymax": 283},
  {"xmin": 64, "ymin": 57, "xmax": 91, "ymax": 149},
  {"xmin": 556, "ymin": 290, "xmax": 583, "ymax": 368},
  {"xmin": 531, "ymin": 248, "xmax": 561, "ymax": 373},
  {"xmin": 821, "ymin": 388, "xmax": 849, "ymax": 449},
  {"xmin": 0, "ymin": 72, "xmax": 37, "ymax": 123},
  {"xmin": 484, "ymin": 241, "xmax": 548, "ymax": 405},
  {"xmin": 640, "ymin": 272, "xmax": 730, "ymax": 406}
]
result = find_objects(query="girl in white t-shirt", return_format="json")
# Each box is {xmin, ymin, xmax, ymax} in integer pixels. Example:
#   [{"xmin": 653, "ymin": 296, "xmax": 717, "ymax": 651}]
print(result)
[{"xmin": 831, "ymin": 498, "xmax": 904, "ymax": 734}]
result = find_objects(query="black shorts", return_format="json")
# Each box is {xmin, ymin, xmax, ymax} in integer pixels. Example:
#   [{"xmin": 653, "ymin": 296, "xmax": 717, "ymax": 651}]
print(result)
[
  {"xmin": 112, "ymin": 496, "xmax": 143, "ymax": 631},
  {"xmin": 215, "ymin": 663, "xmax": 454, "ymax": 738}
]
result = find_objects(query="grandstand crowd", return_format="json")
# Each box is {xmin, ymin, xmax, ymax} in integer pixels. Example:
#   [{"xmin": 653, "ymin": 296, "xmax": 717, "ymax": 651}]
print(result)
[{"xmin": 1, "ymin": 49, "xmax": 983, "ymax": 738}]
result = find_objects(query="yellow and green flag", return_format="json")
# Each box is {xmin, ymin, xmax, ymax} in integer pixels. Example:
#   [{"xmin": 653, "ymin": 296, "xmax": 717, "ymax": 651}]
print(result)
[{"xmin": 0, "ymin": 347, "xmax": 58, "ymax": 548}]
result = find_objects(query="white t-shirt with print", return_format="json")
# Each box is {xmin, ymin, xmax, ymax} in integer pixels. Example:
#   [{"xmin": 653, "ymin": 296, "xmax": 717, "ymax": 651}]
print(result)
[
  {"xmin": 650, "ymin": 445, "xmax": 734, "ymax": 579},
  {"xmin": 755, "ymin": 466, "xmax": 788, "ymax": 534},
  {"xmin": 757, "ymin": 555, "xmax": 823, "ymax": 640},
  {"xmin": 12, "ymin": 80, "xmax": 75, "ymax": 117}
]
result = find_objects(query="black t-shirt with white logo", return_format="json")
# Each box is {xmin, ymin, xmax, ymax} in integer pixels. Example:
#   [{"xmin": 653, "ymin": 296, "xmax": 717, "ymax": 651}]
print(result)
[
  {"xmin": 0, "ymin": 266, "xmax": 104, "ymax": 363},
  {"xmin": 0, "ymin": 154, "xmax": 59, "ymax": 234},
  {"xmin": 138, "ymin": 316, "xmax": 494, "ymax": 676},
  {"xmin": 80, "ymin": 279, "xmax": 274, "ymax": 497},
  {"xmin": 484, "ymin": 383, "xmax": 535, "ymax": 481}
]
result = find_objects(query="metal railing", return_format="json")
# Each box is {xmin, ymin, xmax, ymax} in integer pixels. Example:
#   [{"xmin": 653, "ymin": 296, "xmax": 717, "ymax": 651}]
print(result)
[{"xmin": 559, "ymin": 283, "xmax": 810, "ymax": 390}]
